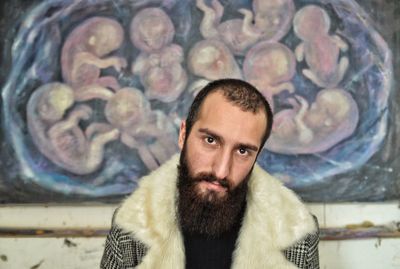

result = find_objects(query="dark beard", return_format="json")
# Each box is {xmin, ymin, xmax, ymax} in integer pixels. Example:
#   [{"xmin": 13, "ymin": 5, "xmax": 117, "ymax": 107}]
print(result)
[{"xmin": 177, "ymin": 150, "xmax": 250, "ymax": 238}]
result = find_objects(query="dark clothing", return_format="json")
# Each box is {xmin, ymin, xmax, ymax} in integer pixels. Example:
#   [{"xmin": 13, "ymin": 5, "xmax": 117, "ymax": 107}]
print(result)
[{"xmin": 183, "ymin": 207, "xmax": 244, "ymax": 269}]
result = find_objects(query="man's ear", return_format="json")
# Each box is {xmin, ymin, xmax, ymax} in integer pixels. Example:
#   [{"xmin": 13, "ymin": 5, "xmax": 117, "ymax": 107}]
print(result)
[{"xmin": 178, "ymin": 120, "xmax": 186, "ymax": 150}]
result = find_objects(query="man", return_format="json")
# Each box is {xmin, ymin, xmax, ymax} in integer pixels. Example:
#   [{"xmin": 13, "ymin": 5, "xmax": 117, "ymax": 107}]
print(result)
[{"xmin": 101, "ymin": 79, "xmax": 319, "ymax": 269}]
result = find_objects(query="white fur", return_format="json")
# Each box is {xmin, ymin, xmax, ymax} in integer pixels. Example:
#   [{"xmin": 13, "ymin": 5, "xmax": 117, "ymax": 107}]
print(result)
[{"xmin": 116, "ymin": 154, "xmax": 316, "ymax": 268}]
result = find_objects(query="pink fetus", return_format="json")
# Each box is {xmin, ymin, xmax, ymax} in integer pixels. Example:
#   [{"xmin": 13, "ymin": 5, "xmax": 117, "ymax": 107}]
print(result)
[
  {"xmin": 252, "ymin": 0, "xmax": 295, "ymax": 41},
  {"xmin": 188, "ymin": 39, "xmax": 242, "ymax": 80},
  {"xmin": 61, "ymin": 17, "xmax": 127, "ymax": 91},
  {"xmin": 196, "ymin": 0, "xmax": 261, "ymax": 55},
  {"xmin": 104, "ymin": 88, "xmax": 178, "ymax": 170},
  {"xmin": 130, "ymin": 8, "xmax": 175, "ymax": 53},
  {"xmin": 132, "ymin": 45, "xmax": 187, "ymax": 102},
  {"xmin": 243, "ymin": 41, "xmax": 296, "ymax": 108},
  {"xmin": 265, "ymin": 89, "xmax": 359, "ymax": 154},
  {"xmin": 294, "ymin": 5, "xmax": 349, "ymax": 88},
  {"xmin": 27, "ymin": 83, "xmax": 120, "ymax": 175},
  {"xmin": 130, "ymin": 8, "xmax": 187, "ymax": 102}
]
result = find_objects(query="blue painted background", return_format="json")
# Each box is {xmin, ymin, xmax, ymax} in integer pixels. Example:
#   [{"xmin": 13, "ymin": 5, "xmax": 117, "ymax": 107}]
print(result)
[{"xmin": 0, "ymin": 0, "xmax": 398, "ymax": 202}]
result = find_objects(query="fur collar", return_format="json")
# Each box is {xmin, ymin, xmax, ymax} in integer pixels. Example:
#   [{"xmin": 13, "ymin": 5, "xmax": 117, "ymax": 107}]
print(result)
[{"xmin": 115, "ymin": 154, "xmax": 316, "ymax": 268}]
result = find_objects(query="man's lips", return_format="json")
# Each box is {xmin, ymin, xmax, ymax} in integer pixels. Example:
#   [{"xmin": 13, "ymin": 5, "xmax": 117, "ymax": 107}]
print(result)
[{"xmin": 198, "ymin": 180, "xmax": 227, "ymax": 192}]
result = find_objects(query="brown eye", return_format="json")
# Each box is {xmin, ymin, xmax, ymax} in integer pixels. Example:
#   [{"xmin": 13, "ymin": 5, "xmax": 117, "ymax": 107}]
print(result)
[
  {"xmin": 205, "ymin": 136, "xmax": 215, "ymax": 144},
  {"xmin": 238, "ymin": 148, "xmax": 248, "ymax": 155}
]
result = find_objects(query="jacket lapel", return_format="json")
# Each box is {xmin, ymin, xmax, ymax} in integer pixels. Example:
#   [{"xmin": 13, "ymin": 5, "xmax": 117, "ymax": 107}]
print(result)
[
  {"xmin": 115, "ymin": 155, "xmax": 185, "ymax": 269},
  {"xmin": 232, "ymin": 165, "xmax": 316, "ymax": 268}
]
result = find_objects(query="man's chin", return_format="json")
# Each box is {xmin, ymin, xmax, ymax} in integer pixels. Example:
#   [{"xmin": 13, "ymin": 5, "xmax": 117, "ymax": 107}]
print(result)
[{"xmin": 195, "ymin": 182, "xmax": 228, "ymax": 203}]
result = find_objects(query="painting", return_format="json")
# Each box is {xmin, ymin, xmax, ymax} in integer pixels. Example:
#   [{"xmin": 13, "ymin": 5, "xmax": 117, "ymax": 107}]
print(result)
[{"xmin": 0, "ymin": 0, "xmax": 397, "ymax": 203}]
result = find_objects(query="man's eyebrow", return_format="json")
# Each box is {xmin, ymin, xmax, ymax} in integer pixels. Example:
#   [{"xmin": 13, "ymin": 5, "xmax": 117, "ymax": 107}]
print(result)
[
  {"xmin": 198, "ymin": 128, "xmax": 224, "ymax": 143},
  {"xmin": 236, "ymin": 143, "xmax": 259, "ymax": 152},
  {"xmin": 198, "ymin": 128, "xmax": 259, "ymax": 152}
]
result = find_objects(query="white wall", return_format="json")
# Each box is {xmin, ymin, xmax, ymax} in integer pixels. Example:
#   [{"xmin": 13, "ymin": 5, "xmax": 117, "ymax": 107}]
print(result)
[
  {"xmin": 0, "ymin": 203, "xmax": 399, "ymax": 269},
  {"xmin": 308, "ymin": 203, "xmax": 400, "ymax": 269}
]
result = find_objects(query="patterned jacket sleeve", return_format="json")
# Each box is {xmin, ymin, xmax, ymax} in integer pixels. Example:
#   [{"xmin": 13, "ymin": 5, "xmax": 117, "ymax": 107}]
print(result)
[
  {"xmin": 283, "ymin": 215, "xmax": 320, "ymax": 269},
  {"xmin": 100, "ymin": 224, "xmax": 124, "ymax": 269},
  {"xmin": 100, "ymin": 214, "xmax": 148, "ymax": 268}
]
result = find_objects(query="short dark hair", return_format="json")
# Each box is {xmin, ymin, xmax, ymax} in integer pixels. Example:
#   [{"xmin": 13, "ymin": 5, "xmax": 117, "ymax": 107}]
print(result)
[{"xmin": 185, "ymin": 79, "xmax": 273, "ymax": 150}]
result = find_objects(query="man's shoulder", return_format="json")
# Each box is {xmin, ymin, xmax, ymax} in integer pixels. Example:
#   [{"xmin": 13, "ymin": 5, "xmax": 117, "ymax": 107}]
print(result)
[
  {"xmin": 112, "ymin": 154, "xmax": 181, "ymax": 244},
  {"xmin": 109, "ymin": 222, "xmax": 148, "ymax": 250},
  {"xmin": 101, "ymin": 221, "xmax": 149, "ymax": 268},
  {"xmin": 283, "ymin": 216, "xmax": 320, "ymax": 269},
  {"xmin": 245, "ymin": 164, "xmax": 318, "ymax": 250}
]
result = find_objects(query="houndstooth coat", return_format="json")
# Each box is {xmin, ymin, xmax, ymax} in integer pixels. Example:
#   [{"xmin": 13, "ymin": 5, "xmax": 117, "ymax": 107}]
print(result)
[{"xmin": 101, "ymin": 155, "xmax": 320, "ymax": 269}]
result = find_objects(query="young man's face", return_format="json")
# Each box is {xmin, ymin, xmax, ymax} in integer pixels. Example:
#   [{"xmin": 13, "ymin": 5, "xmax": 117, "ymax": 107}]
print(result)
[{"xmin": 178, "ymin": 91, "xmax": 267, "ymax": 202}]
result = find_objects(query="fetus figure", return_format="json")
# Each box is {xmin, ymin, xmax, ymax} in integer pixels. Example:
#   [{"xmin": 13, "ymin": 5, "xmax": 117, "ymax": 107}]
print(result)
[
  {"xmin": 196, "ymin": 0, "xmax": 261, "ymax": 55},
  {"xmin": 130, "ymin": 8, "xmax": 175, "ymax": 53},
  {"xmin": 188, "ymin": 39, "xmax": 242, "ymax": 80},
  {"xmin": 61, "ymin": 17, "xmax": 127, "ymax": 91},
  {"xmin": 265, "ymin": 89, "xmax": 359, "ymax": 154},
  {"xmin": 243, "ymin": 41, "xmax": 296, "ymax": 108},
  {"xmin": 293, "ymin": 5, "xmax": 349, "ymax": 88},
  {"xmin": 27, "ymin": 83, "xmax": 120, "ymax": 175},
  {"xmin": 104, "ymin": 88, "xmax": 178, "ymax": 170},
  {"xmin": 130, "ymin": 8, "xmax": 187, "ymax": 102},
  {"xmin": 252, "ymin": 0, "xmax": 295, "ymax": 41},
  {"xmin": 132, "ymin": 45, "xmax": 187, "ymax": 102}
]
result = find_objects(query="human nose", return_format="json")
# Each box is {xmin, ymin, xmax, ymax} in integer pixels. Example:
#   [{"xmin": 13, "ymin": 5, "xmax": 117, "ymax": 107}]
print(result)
[{"xmin": 212, "ymin": 149, "xmax": 232, "ymax": 180}]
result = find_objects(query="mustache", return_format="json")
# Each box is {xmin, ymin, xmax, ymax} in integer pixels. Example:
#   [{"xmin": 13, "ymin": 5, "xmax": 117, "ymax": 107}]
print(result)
[{"xmin": 193, "ymin": 172, "xmax": 230, "ymax": 189}]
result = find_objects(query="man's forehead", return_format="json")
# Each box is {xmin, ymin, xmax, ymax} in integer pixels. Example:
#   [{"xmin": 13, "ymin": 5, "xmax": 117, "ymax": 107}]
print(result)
[
  {"xmin": 194, "ymin": 90, "xmax": 267, "ymax": 146},
  {"xmin": 197, "ymin": 91, "xmax": 235, "ymax": 121},
  {"xmin": 199, "ymin": 90, "xmax": 225, "ymax": 112},
  {"xmin": 198, "ymin": 90, "xmax": 266, "ymax": 122}
]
